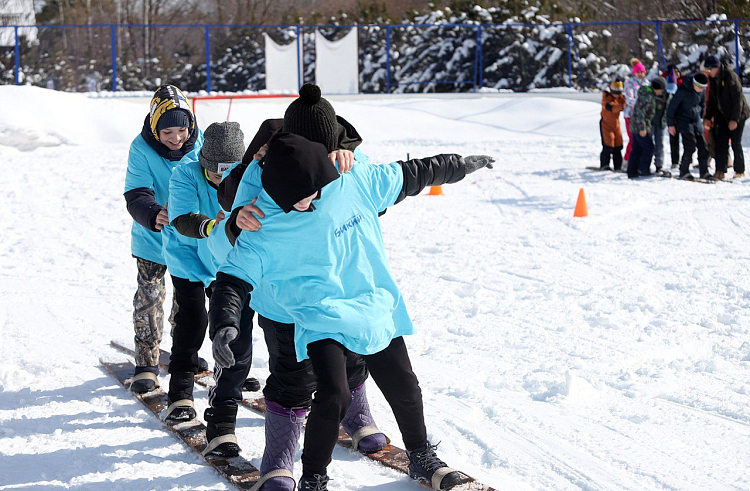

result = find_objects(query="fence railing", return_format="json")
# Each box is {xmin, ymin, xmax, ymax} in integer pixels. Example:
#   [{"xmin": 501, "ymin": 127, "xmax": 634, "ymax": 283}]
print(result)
[{"xmin": 1, "ymin": 18, "xmax": 748, "ymax": 93}]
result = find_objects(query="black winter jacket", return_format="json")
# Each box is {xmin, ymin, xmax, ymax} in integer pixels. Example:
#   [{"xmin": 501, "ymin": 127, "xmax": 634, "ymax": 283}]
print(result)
[
  {"xmin": 705, "ymin": 63, "xmax": 750, "ymax": 123},
  {"xmin": 666, "ymin": 75, "xmax": 706, "ymax": 134}
]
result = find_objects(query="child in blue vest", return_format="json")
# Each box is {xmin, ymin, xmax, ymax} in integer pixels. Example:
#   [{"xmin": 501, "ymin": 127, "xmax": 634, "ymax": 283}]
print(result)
[
  {"xmin": 123, "ymin": 85, "xmax": 204, "ymax": 393},
  {"xmin": 208, "ymin": 124, "xmax": 494, "ymax": 490},
  {"xmin": 161, "ymin": 121, "xmax": 261, "ymax": 457},
  {"xmin": 211, "ymin": 104, "xmax": 386, "ymax": 491}
]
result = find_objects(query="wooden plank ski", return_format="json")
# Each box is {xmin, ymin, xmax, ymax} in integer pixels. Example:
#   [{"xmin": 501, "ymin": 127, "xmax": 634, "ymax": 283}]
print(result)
[
  {"xmin": 101, "ymin": 359, "xmax": 261, "ymax": 490},
  {"xmin": 110, "ymin": 341, "xmax": 499, "ymax": 490}
]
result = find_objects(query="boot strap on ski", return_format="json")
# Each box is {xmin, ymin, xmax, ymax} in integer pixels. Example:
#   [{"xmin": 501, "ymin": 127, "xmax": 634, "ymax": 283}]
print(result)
[
  {"xmin": 249, "ymin": 468, "xmax": 295, "ymax": 491},
  {"xmin": 201, "ymin": 433, "xmax": 238, "ymax": 457},
  {"xmin": 431, "ymin": 466, "xmax": 459, "ymax": 490},
  {"xmin": 163, "ymin": 399, "xmax": 194, "ymax": 419},
  {"xmin": 131, "ymin": 371, "xmax": 158, "ymax": 383},
  {"xmin": 351, "ymin": 426, "xmax": 389, "ymax": 451}
]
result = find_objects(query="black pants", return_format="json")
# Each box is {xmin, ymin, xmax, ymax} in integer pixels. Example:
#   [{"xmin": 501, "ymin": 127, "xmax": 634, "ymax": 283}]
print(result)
[
  {"xmin": 258, "ymin": 315, "xmax": 368, "ymax": 408},
  {"xmin": 627, "ymin": 132, "xmax": 655, "ymax": 177},
  {"xmin": 680, "ymin": 128, "xmax": 709, "ymax": 176},
  {"xmin": 714, "ymin": 113, "xmax": 746, "ymax": 174},
  {"xmin": 669, "ymin": 130, "xmax": 680, "ymax": 166},
  {"xmin": 301, "ymin": 337, "xmax": 427, "ymax": 477},
  {"xmin": 600, "ymin": 145, "xmax": 623, "ymax": 170},
  {"xmin": 170, "ymin": 276, "xmax": 254, "ymax": 407}
]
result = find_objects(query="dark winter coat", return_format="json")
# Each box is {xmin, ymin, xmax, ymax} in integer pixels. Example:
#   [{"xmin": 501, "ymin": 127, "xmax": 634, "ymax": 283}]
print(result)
[
  {"xmin": 630, "ymin": 85, "xmax": 657, "ymax": 134},
  {"xmin": 705, "ymin": 62, "xmax": 750, "ymax": 123},
  {"xmin": 666, "ymin": 75, "xmax": 706, "ymax": 134},
  {"xmin": 652, "ymin": 91, "xmax": 670, "ymax": 130}
]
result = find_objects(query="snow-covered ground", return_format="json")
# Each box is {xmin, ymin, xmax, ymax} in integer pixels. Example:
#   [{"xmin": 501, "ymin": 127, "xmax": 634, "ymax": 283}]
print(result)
[{"xmin": 1, "ymin": 86, "xmax": 749, "ymax": 491}]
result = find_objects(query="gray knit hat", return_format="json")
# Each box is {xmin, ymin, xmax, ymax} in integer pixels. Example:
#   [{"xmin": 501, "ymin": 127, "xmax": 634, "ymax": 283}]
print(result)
[
  {"xmin": 282, "ymin": 84, "xmax": 338, "ymax": 152},
  {"xmin": 199, "ymin": 122, "xmax": 245, "ymax": 174}
]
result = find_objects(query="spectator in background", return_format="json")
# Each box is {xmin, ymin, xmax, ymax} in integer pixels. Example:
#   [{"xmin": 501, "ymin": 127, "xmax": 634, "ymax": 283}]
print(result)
[
  {"xmin": 667, "ymin": 73, "xmax": 712, "ymax": 181},
  {"xmin": 627, "ymin": 77, "xmax": 666, "ymax": 178},
  {"xmin": 663, "ymin": 65, "xmax": 683, "ymax": 169},
  {"xmin": 703, "ymin": 55, "xmax": 750, "ymax": 179},
  {"xmin": 651, "ymin": 77, "xmax": 670, "ymax": 173},
  {"xmin": 624, "ymin": 58, "xmax": 649, "ymax": 164},
  {"xmin": 599, "ymin": 79, "xmax": 626, "ymax": 171}
]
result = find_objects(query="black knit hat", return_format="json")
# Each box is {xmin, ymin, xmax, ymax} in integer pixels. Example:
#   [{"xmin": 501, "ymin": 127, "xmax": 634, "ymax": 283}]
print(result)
[
  {"xmin": 693, "ymin": 72, "xmax": 709, "ymax": 87},
  {"xmin": 261, "ymin": 132, "xmax": 340, "ymax": 213},
  {"xmin": 156, "ymin": 109, "xmax": 191, "ymax": 132},
  {"xmin": 282, "ymin": 84, "xmax": 338, "ymax": 153},
  {"xmin": 199, "ymin": 122, "xmax": 246, "ymax": 174}
]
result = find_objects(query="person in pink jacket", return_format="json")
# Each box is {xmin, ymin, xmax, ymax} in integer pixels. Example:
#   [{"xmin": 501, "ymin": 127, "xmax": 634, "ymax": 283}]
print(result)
[{"xmin": 623, "ymin": 58, "xmax": 649, "ymax": 163}]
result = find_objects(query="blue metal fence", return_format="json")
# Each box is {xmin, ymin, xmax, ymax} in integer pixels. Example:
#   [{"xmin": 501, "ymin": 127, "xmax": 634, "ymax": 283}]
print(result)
[{"xmin": 2, "ymin": 18, "xmax": 749, "ymax": 93}]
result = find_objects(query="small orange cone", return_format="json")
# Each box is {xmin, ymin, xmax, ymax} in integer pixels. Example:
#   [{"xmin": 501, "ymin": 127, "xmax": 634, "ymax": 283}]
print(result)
[
  {"xmin": 428, "ymin": 186, "xmax": 444, "ymax": 196},
  {"xmin": 573, "ymin": 188, "xmax": 588, "ymax": 217}
]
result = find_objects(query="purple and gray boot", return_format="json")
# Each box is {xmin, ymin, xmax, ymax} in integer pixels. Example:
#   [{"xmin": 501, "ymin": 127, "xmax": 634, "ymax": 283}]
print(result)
[
  {"xmin": 255, "ymin": 401, "xmax": 307, "ymax": 491},
  {"xmin": 341, "ymin": 383, "xmax": 388, "ymax": 453}
]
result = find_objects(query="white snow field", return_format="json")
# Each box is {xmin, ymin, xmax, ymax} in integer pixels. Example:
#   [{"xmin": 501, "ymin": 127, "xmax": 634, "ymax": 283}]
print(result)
[{"xmin": 1, "ymin": 85, "xmax": 749, "ymax": 491}]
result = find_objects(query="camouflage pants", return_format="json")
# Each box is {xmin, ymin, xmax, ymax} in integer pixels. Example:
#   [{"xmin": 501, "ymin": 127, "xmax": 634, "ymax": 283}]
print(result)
[{"xmin": 133, "ymin": 257, "xmax": 175, "ymax": 367}]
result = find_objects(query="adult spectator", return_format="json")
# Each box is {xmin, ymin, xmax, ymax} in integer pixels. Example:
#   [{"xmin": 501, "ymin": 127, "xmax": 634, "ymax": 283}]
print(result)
[{"xmin": 704, "ymin": 55, "xmax": 750, "ymax": 179}]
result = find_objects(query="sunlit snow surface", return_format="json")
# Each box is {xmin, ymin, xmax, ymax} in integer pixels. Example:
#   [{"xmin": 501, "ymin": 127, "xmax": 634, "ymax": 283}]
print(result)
[{"xmin": 1, "ymin": 86, "xmax": 749, "ymax": 491}]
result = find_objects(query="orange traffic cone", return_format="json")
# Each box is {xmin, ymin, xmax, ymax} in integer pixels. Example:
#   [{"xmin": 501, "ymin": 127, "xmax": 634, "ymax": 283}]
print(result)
[
  {"xmin": 428, "ymin": 186, "xmax": 444, "ymax": 196},
  {"xmin": 573, "ymin": 188, "xmax": 588, "ymax": 217}
]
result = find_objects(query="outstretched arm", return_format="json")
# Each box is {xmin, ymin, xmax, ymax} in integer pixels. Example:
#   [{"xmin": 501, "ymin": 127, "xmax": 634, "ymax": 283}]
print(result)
[{"xmin": 395, "ymin": 154, "xmax": 494, "ymax": 204}]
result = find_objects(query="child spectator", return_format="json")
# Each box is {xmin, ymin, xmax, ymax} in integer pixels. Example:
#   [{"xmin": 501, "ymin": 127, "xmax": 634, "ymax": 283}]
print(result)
[
  {"xmin": 624, "ymin": 58, "xmax": 649, "ymax": 164},
  {"xmin": 666, "ymin": 73, "xmax": 713, "ymax": 180},
  {"xmin": 600, "ymin": 79, "xmax": 626, "ymax": 171},
  {"xmin": 627, "ymin": 77, "xmax": 666, "ymax": 178},
  {"xmin": 663, "ymin": 65, "xmax": 683, "ymax": 169}
]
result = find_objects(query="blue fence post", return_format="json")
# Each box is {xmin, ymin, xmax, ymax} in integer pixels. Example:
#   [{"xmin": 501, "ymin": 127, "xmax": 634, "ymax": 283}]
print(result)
[
  {"xmin": 110, "ymin": 25, "xmax": 117, "ymax": 92},
  {"xmin": 735, "ymin": 20, "xmax": 741, "ymax": 76},
  {"xmin": 296, "ymin": 25, "xmax": 301, "ymax": 89},
  {"xmin": 14, "ymin": 26, "xmax": 20, "ymax": 85},
  {"xmin": 570, "ymin": 26, "xmax": 585, "ymax": 92},
  {"xmin": 655, "ymin": 21, "xmax": 665, "ymax": 72},
  {"xmin": 566, "ymin": 24, "xmax": 573, "ymax": 89},
  {"xmin": 473, "ymin": 24, "xmax": 482, "ymax": 92},
  {"xmin": 385, "ymin": 26, "xmax": 391, "ymax": 94},
  {"xmin": 204, "ymin": 26, "xmax": 211, "ymax": 92}
]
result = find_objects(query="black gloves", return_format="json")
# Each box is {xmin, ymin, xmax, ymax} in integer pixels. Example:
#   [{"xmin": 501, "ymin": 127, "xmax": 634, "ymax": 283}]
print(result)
[{"xmin": 462, "ymin": 155, "xmax": 495, "ymax": 174}]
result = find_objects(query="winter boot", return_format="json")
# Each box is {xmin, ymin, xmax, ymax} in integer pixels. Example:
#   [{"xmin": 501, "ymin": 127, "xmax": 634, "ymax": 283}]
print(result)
[
  {"xmin": 203, "ymin": 405, "xmax": 241, "ymax": 458},
  {"xmin": 243, "ymin": 376, "xmax": 262, "ymax": 392},
  {"xmin": 130, "ymin": 366, "xmax": 159, "ymax": 394},
  {"xmin": 198, "ymin": 357, "xmax": 210, "ymax": 372},
  {"xmin": 340, "ymin": 383, "xmax": 388, "ymax": 453},
  {"xmin": 407, "ymin": 441, "xmax": 468, "ymax": 490},
  {"xmin": 736, "ymin": 173, "xmax": 745, "ymax": 178},
  {"xmin": 679, "ymin": 173, "xmax": 695, "ymax": 181},
  {"xmin": 298, "ymin": 474, "xmax": 330, "ymax": 491},
  {"xmin": 255, "ymin": 402, "xmax": 307, "ymax": 490},
  {"xmin": 700, "ymin": 172, "xmax": 717, "ymax": 181},
  {"xmin": 164, "ymin": 371, "xmax": 196, "ymax": 424},
  {"xmin": 253, "ymin": 401, "xmax": 307, "ymax": 491},
  {"xmin": 713, "ymin": 171, "xmax": 726, "ymax": 180}
]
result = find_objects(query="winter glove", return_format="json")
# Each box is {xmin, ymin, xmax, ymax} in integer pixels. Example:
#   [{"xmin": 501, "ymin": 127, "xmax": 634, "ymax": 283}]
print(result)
[
  {"xmin": 605, "ymin": 103, "xmax": 613, "ymax": 111},
  {"xmin": 212, "ymin": 326, "xmax": 239, "ymax": 369},
  {"xmin": 462, "ymin": 155, "xmax": 495, "ymax": 174}
]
